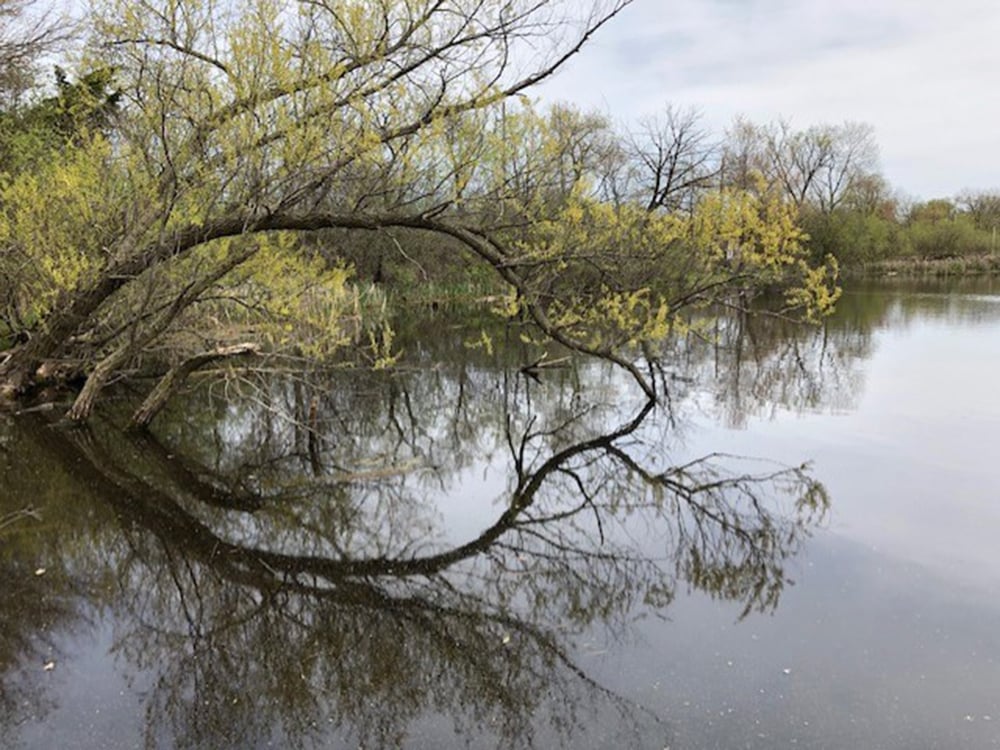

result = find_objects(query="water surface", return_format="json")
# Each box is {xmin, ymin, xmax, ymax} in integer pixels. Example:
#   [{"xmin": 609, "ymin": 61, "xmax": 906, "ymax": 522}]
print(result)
[{"xmin": 2, "ymin": 280, "xmax": 1000, "ymax": 748}]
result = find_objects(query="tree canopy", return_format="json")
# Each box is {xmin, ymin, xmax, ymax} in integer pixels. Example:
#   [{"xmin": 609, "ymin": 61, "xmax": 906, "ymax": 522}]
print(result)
[{"xmin": 0, "ymin": 0, "xmax": 839, "ymax": 422}]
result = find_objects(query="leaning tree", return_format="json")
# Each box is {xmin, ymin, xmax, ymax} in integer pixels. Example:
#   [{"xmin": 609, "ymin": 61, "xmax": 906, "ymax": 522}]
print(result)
[{"xmin": 0, "ymin": 0, "xmax": 837, "ymax": 423}]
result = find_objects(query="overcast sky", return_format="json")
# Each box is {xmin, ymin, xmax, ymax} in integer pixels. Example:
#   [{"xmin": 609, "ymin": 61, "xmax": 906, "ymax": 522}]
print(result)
[{"xmin": 538, "ymin": 0, "xmax": 1000, "ymax": 201}]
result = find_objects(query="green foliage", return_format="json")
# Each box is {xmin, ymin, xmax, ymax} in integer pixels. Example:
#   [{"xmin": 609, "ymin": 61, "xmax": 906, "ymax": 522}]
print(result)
[
  {"xmin": 0, "ymin": 67, "xmax": 125, "ymax": 339},
  {"xmin": 795, "ymin": 199, "xmax": 1000, "ymax": 269},
  {"xmin": 0, "ymin": 0, "xmax": 842, "ymax": 418},
  {"xmin": 0, "ymin": 133, "xmax": 130, "ymax": 328},
  {"xmin": 0, "ymin": 67, "xmax": 121, "ymax": 173},
  {"xmin": 904, "ymin": 215, "xmax": 992, "ymax": 259},
  {"xmin": 800, "ymin": 209, "xmax": 899, "ymax": 266},
  {"xmin": 908, "ymin": 198, "xmax": 954, "ymax": 224},
  {"xmin": 220, "ymin": 234, "xmax": 354, "ymax": 358},
  {"xmin": 489, "ymin": 182, "xmax": 838, "ymax": 356}
]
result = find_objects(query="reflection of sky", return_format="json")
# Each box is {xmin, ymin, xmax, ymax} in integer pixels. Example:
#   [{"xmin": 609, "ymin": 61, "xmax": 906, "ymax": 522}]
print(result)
[
  {"xmin": 682, "ymin": 295, "xmax": 1000, "ymax": 593},
  {"xmin": 604, "ymin": 534, "xmax": 1000, "ymax": 748},
  {"xmin": 440, "ymin": 287, "xmax": 1000, "ymax": 596},
  {"xmin": 18, "ymin": 620, "xmax": 147, "ymax": 750},
  {"xmin": 10, "ymin": 286, "xmax": 1000, "ymax": 749},
  {"xmin": 589, "ymin": 294, "xmax": 1000, "ymax": 746}
]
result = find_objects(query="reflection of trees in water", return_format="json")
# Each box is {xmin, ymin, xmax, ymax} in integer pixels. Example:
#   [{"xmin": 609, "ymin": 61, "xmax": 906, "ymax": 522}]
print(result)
[
  {"xmin": 0, "ymin": 423, "xmax": 91, "ymax": 734},
  {"xmin": 685, "ymin": 280, "xmax": 1000, "ymax": 430},
  {"xmin": 0, "ymin": 331, "xmax": 827, "ymax": 749},
  {"xmin": 659, "ymin": 305, "xmax": 873, "ymax": 429},
  {"xmin": 656, "ymin": 280, "xmax": 1000, "ymax": 432},
  {"xmin": 6, "ymin": 284, "xmax": 997, "ymax": 746},
  {"xmin": 0, "ymin": 554, "xmax": 74, "ymax": 733},
  {"xmin": 849, "ymin": 277, "xmax": 1000, "ymax": 328}
]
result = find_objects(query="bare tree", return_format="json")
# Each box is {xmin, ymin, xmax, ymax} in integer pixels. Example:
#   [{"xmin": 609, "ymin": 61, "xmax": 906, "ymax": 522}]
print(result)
[
  {"xmin": 766, "ymin": 120, "xmax": 833, "ymax": 207},
  {"xmin": 628, "ymin": 105, "xmax": 719, "ymax": 213},
  {"xmin": 719, "ymin": 116, "xmax": 770, "ymax": 193},
  {"xmin": 956, "ymin": 189, "xmax": 1000, "ymax": 231},
  {"xmin": 720, "ymin": 118, "xmax": 879, "ymax": 213},
  {"xmin": 0, "ymin": 0, "xmax": 74, "ymax": 106},
  {"xmin": 812, "ymin": 122, "xmax": 879, "ymax": 213}
]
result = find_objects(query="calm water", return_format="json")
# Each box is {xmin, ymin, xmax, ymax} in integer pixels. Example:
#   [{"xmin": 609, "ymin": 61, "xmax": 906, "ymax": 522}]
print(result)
[{"xmin": 2, "ymin": 280, "xmax": 1000, "ymax": 749}]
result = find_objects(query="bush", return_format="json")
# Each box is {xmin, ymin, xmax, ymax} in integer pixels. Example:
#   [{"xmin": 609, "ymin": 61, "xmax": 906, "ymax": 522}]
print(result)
[
  {"xmin": 800, "ymin": 209, "xmax": 900, "ymax": 266},
  {"xmin": 905, "ymin": 217, "xmax": 992, "ymax": 259}
]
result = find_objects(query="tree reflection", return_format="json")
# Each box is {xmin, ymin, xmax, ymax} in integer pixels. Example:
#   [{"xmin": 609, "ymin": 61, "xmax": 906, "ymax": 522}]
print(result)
[
  {"xmin": 656, "ymin": 308, "xmax": 871, "ymax": 429},
  {"xmin": 0, "ymin": 548, "xmax": 75, "ymax": 733},
  {"xmin": 0, "ymin": 420, "xmax": 89, "ymax": 734},
  {"xmin": 666, "ymin": 280, "xmax": 1000, "ymax": 430},
  {"xmin": 2, "ymin": 357, "xmax": 827, "ymax": 748},
  {"xmin": 9, "ymin": 282, "xmax": 1000, "ymax": 747}
]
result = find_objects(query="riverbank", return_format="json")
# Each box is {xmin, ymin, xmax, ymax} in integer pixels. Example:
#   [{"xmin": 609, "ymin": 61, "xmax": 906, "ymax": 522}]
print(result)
[{"xmin": 844, "ymin": 252, "xmax": 1000, "ymax": 278}]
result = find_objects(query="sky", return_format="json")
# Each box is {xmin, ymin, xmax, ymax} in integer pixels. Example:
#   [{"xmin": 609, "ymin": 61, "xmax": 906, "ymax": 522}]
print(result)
[{"xmin": 537, "ymin": 0, "xmax": 1000, "ymax": 201}]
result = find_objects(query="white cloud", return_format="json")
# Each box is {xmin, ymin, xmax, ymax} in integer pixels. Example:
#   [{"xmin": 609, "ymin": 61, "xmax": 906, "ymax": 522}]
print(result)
[{"xmin": 538, "ymin": 0, "xmax": 1000, "ymax": 198}]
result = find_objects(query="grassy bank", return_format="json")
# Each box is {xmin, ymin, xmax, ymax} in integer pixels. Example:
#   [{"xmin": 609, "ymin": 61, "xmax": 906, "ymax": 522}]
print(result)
[{"xmin": 844, "ymin": 253, "xmax": 1000, "ymax": 279}]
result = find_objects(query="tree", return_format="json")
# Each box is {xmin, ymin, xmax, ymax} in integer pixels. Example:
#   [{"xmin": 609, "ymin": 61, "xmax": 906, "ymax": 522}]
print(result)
[
  {"xmin": 718, "ymin": 118, "xmax": 890, "ymax": 266},
  {"xmin": 0, "ymin": 0, "xmax": 74, "ymax": 106},
  {"xmin": 956, "ymin": 189, "xmax": 1000, "ymax": 233},
  {"xmin": 719, "ymin": 116, "xmax": 767, "ymax": 194},
  {"xmin": 907, "ymin": 198, "xmax": 955, "ymax": 225},
  {"xmin": 0, "ymin": 65, "xmax": 121, "ymax": 173},
  {"xmin": 721, "ymin": 119, "xmax": 879, "ymax": 213},
  {"xmin": 902, "ymin": 198, "xmax": 995, "ymax": 259},
  {"xmin": 626, "ymin": 105, "xmax": 719, "ymax": 213},
  {"xmin": 0, "ymin": 0, "xmax": 836, "ymax": 422},
  {"xmin": 840, "ymin": 172, "xmax": 896, "ymax": 219},
  {"xmin": 811, "ymin": 122, "xmax": 879, "ymax": 213}
]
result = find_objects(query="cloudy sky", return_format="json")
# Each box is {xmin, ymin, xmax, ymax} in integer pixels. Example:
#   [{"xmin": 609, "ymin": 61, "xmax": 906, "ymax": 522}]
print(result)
[{"xmin": 538, "ymin": 0, "xmax": 1000, "ymax": 200}]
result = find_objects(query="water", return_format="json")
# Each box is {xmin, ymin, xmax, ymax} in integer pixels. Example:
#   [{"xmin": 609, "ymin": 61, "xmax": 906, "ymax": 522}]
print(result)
[{"xmin": 2, "ymin": 280, "xmax": 1000, "ymax": 749}]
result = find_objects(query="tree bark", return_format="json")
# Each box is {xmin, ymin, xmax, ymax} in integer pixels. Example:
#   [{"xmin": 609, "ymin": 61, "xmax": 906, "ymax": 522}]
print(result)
[
  {"xmin": 65, "ymin": 345, "xmax": 132, "ymax": 422},
  {"xmin": 130, "ymin": 344, "xmax": 259, "ymax": 428}
]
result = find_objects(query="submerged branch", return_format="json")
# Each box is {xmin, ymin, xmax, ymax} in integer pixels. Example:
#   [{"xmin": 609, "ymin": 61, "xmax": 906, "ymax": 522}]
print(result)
[{"xmin": 130, "ymin": 343, "xmax": 260, "ymax": 428}]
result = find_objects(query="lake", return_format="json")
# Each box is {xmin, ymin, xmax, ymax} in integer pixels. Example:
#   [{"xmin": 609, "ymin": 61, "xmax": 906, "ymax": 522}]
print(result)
[{"xmin": 2, "ymin": 279, "xmax": 1000, "ymax": 749}]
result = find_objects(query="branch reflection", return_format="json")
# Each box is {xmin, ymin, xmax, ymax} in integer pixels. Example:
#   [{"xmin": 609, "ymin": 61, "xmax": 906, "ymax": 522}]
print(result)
[{"xmin": 2, "ymin": 354, "xmax": 827, "ymax": 749}]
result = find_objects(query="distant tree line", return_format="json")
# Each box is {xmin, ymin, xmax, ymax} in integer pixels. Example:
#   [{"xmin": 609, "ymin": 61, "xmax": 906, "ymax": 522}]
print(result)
[
  {"xmin": 340, "ymin": 101, "xmax": 1000, "ymax": 286},
  {"xmin": 615, "ymin": 109, "xmax": 1000, "ymax": 268}
]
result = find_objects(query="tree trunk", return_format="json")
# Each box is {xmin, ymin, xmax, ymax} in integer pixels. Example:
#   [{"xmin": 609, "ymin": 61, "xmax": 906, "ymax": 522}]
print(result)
[
  {"xmin": 0, "ymin": 346, "xmax": 36, "ymax": 400},
  {"xmin": 66, "ymin": 346, "xmax": 132, "ymax": 422},
  {"xmin": 130, "ymin": 344, "xmax": 259, "ymax": 428}
]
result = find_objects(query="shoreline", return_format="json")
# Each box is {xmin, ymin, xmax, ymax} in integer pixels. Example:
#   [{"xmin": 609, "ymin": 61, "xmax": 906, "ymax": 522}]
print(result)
[{"xmin": 843, "ymin": 253, "xmax": 1000, "ymax": 278}]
